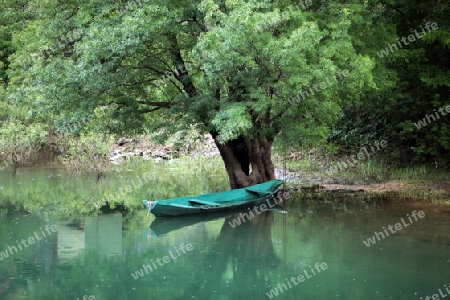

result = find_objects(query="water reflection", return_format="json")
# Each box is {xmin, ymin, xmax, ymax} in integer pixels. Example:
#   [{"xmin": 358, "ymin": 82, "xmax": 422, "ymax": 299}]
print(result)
[
  {"xmin": 55, "ymin": 213, "xmax": 123, "ymax": 260},
  {"xmin": 1, "ymin": 185, "xmax": 450, "ymax": 299},
  {"xmin": 85, "ymin": 213, "xmax": 122, "ymax": 257},
  {"xmin": 200, "ymin": 212, "xmax": 281, "ymax": 299},
  {"xmin": 148, "ymin": 212, "xmax": 230, "ymax": 237},
  {"xmin": 141, "ymin": 209, "xmax": 282, "ymax": 298},
  {"xmin": 57, "ymin": 223, "xmax": 85, "ymax": 261}
]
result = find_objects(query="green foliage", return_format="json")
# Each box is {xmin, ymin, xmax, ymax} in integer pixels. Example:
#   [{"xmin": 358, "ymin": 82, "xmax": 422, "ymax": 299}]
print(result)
[
  {"xmin": 0, "ymin": 85, "xmax": 9, "ymax": 122},
  {"xmin": 58, "ymin": 133, "xmax": 113, "ymax": 175},
  {"xmin": 0, "ymin": 121, "xmax": 47, "ymax": 171},
  {"xmin": 164, "ymin": 125, "xmax": 208, "ymax": 155},
  {"xmin": 328, "ymin": 103, "xmax": 389, "ymax": 153},
  {"xmin": 330, "ymin": 0, "xmax": 450, "ymax": 164},
  {"xmin": 0, "ymin": 0, "xmax": 34, "ymax": 85},
  {"xmin": 6, "ymin": 0, "xmax": 378, "ymax": 151},
  {"xmin": 0, "ymin": 0, "xmax": 447, "ymax": 175}
]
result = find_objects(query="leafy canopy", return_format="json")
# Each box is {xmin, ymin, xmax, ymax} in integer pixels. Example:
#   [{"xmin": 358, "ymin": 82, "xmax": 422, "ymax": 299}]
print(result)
[{"xmin": 8, "ymin": 0, "xmax": 381, "ymax": 148}]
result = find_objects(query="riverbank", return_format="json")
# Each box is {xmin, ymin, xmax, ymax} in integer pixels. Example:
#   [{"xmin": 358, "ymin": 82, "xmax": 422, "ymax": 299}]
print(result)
[
  {"xmin": 272, "ymin": 148, "xmax": 449, "ymax": 192},
  {"xmin": 102, "ymin": 136, "xmax": 450, "ymax": 200},
  {"xmin": 4, "ymin": 133, "xmax": 448, "ymax": 202}
]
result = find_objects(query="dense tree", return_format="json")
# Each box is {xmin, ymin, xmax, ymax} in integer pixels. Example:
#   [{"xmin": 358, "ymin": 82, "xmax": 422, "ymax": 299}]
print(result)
[
  {"xmin": 385, "ymin": 0, "xmax": 450, "ymax": 164},
  {"xmin": 0, "ymin": 0, "xmax": 34, "ymax": 85},
  {"xmin": 330, "ymin": 0, "xmax": 450, "ymax": 165},
  {"xmin": 7, "ymin": 0, "xmax": 380, "ymax": 187},
  {"xmin": 0, "ymin": 0, "xmax": 46, "ymax": 174}
]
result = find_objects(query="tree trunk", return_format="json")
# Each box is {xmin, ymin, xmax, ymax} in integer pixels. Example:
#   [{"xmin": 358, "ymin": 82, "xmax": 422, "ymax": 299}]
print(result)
[{"xmin": 213, "ymin": 135, "xmax": 276, "ymax": 189}]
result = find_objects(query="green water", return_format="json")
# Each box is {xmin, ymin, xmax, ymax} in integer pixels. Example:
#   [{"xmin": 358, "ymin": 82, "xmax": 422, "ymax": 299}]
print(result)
[{"xmin": 1, "ymin": 161, "xmax": 450, "ymax": 300}]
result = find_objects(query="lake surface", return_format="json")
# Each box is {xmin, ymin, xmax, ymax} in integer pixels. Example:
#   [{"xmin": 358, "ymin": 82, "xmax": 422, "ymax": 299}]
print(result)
[{"xmin": 1, "ymin": 164, "xmax": 449, "ymax": 300}]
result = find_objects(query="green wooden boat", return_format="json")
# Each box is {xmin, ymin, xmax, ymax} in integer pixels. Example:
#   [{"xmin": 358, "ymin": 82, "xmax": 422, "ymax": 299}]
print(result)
[{"xmin": 142, "ymin": 179, "xmax": 283, "ymax": 217}]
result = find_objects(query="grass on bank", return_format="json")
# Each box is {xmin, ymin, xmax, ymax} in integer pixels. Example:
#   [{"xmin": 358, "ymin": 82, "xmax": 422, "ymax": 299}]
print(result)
[
  {"xmin": 275, "ymin": 152, "xmax": 449, "ymax": 183},
  {"xmin": 274, "ymin": 151, "xmax": 450, "ymax": 204}
]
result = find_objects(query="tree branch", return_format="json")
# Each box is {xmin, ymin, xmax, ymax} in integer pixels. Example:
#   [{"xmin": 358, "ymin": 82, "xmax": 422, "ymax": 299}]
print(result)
[{"xmin": 135, "ymin": 101, "xmax": 171, "ymax": 108}]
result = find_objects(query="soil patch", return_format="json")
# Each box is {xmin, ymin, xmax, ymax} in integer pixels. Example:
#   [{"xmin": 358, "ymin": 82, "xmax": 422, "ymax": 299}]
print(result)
[{"xmin": 323, "ymin": 180, "xmax": 410, "ymax": 193}]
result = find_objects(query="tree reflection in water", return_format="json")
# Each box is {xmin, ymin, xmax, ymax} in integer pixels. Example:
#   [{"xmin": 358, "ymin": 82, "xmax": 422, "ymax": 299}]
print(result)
[{"xmin": 196, "ymin": 212, "xmax": 281, "ymax": 299}]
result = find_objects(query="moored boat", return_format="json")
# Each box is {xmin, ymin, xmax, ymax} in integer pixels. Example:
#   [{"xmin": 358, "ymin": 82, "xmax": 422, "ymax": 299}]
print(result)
[{"xmin": 142, "ymin": 179, "xmax": 283, "ymax": 217}]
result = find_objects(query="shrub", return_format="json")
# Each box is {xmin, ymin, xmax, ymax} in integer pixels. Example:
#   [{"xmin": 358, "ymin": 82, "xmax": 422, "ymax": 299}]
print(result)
[
  {"xmin": 58, "ymin": 133, "xmax": 113, "ymax": 178},
  {"xmin": 0, "ymin": 121, "xmax": 47, "ymax": 174}
]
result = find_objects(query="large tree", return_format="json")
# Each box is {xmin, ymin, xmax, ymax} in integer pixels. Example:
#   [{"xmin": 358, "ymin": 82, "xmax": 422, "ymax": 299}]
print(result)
[{"xmin": 8, "ymin": 0, "xmax": 379, "ymax": 188}]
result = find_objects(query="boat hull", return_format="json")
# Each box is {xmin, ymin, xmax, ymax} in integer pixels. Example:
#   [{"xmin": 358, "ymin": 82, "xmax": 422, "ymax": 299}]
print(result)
[{"xmin": 143, "ymin": 179, "xmax": 283, "ymax": 217}]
